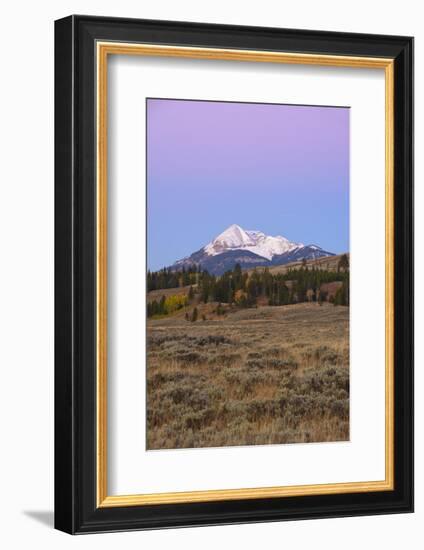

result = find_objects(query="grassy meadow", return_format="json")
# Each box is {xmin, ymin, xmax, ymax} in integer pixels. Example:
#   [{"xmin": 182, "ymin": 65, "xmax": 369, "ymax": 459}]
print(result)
[{"xmin": 146, "ymin": 301, "xmax": 349, "ymax": 450}]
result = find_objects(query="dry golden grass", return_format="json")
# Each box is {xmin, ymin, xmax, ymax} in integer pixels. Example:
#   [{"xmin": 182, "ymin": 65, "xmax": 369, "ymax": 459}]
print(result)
[{"xmin": 146, "ymin": 302, "xmax": 349, "ymax": 450}]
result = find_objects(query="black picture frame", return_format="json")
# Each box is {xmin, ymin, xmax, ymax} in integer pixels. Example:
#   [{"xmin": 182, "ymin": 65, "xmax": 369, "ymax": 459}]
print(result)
[{"xmin": 55, "ymin": 15, "xmax": 413, "ymax": 534}]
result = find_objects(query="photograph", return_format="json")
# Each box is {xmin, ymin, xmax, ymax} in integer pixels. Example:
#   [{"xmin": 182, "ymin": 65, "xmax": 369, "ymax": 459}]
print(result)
[{"xmin": 146, "ymin": 98, "xmax": 350, "ymax": 450}]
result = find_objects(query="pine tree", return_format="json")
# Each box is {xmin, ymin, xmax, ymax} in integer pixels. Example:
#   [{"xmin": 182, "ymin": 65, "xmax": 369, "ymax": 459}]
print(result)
[
  {"xmin": 338, "ymin": 254, "xmax": 349, "ymax": 273},
  {"xmin": 233, "ymin": 263, "xmax": 242, "ymax": 290},
  {"xmin": 191, "ymin": 307, "xmax": 198, "ymax": 322}
]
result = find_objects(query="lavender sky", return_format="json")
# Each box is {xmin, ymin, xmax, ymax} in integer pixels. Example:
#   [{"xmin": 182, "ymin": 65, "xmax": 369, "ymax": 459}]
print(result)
[{"xmin": 147, "ymin": 98, "xmax": 349, "ymax": 271}]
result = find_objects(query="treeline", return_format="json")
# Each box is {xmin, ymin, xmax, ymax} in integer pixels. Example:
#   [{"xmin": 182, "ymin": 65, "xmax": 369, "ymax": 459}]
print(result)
[
  {"xmin": 197, "ymin": 261, "xmax": 349, "ymax": 307},
  {"xmin": 147, "ymin": 255, "xmax": 349, "ymax": 318},
  {"xmin": 147, "ymin": 266, "xmax": 200, "ymax": 291}
]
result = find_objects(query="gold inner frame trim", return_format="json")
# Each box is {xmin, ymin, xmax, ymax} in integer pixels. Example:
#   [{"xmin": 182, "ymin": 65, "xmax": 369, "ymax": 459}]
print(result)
[{"xmin": 96, "ymin": 41, "xmax": 395, "ymax": 508}]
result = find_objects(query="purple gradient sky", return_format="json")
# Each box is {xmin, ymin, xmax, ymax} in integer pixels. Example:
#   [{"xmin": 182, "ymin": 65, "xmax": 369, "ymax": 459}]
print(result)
[{"xmin": 147, "ymin": 98, "xmax": 349, "ymax": 271}]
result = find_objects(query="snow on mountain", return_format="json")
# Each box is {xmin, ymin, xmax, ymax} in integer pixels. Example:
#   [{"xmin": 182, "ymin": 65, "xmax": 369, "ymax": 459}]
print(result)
[
  {"xmin": 204, "ymin": 224, "xmax": 302, "ymax": 261},
  {"xmin": 172, "ymin": 224, "xmax": 335, "ymax": 275},
  {"xmin": 204, "ymin": 224, "xmax": 256, "ymax": 254}
]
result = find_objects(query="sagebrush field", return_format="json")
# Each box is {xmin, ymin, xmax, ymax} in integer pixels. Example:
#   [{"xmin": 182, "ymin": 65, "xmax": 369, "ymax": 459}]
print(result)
[{"xmin": 146, "ymin": 301, "xmax": 349, "ymax": 450}]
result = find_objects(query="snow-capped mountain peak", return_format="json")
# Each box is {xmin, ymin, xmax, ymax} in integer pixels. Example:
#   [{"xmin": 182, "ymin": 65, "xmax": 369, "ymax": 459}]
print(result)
[
  {"xmin": 206, "ymin": 224, "xmax": 255, "ymax": 251},
  {"xmin": 204, "ymin": 224, "xmax": 302, "ymax": 261},
  {"xmin": 172, "ymin": 224, "xmax": 335, "ymax": 275}
]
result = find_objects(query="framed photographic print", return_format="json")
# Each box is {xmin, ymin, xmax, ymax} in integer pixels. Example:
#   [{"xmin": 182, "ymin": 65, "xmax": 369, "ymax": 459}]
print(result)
[{"xmin": 54, "ymin": 15, "xmax": 414, "ymax": 534}]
